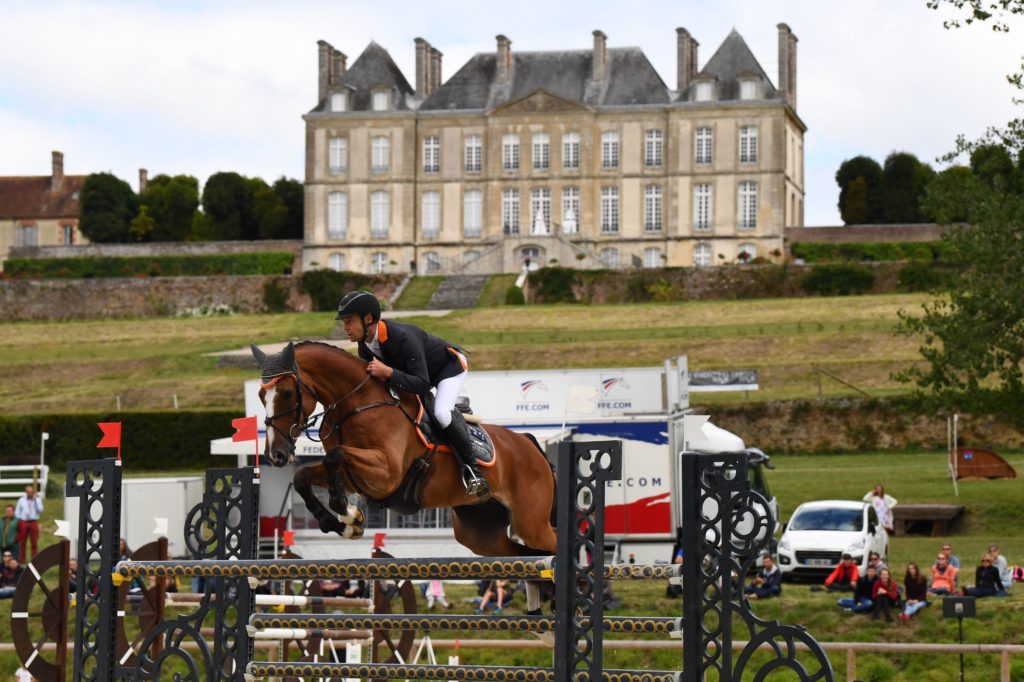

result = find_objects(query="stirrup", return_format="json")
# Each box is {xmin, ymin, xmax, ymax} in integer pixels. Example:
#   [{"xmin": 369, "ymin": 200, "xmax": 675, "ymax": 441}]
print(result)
[{"xmin": 462, "ymin": 467, "xmax": 490, "ymax": 496}]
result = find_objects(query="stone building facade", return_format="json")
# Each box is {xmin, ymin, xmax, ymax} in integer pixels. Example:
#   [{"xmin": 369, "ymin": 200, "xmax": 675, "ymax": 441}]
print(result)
[{"xmin": 303, "ymin": 26, "xmax": 806, "ymax": 275}]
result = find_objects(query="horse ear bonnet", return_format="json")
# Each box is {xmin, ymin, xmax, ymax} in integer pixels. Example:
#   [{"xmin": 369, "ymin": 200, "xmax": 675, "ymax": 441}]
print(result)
[{"xmin": 258, "ymin": 342, "xmax": 299, "ymax": 381}]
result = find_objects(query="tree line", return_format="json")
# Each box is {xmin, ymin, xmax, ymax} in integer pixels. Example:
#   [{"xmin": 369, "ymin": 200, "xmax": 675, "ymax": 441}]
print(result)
[
  {"xmin": 835, "ymin": 145, "xmax": 1024, "ymax": 225},
  {"xmin": 78, "ymin": 172, "xmax": 304, "ymax": 243}
]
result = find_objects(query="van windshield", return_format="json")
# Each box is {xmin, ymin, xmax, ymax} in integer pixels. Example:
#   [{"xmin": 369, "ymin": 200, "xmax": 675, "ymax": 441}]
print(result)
[{"xmin": 789, "ymin": 508, "xmax": 862, "ymax": 532}]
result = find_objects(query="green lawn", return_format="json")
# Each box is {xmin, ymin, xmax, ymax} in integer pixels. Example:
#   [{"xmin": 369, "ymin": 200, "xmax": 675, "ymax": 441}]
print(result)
[{"xmin": 393, "ymin": 275, "xmax": 444, "ymax": 309}]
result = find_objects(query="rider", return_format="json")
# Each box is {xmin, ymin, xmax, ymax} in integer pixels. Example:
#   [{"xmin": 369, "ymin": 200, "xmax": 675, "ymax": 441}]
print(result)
[{"xmin": 335, "ymin": 290, "xmax": 490, "ymax": 497}]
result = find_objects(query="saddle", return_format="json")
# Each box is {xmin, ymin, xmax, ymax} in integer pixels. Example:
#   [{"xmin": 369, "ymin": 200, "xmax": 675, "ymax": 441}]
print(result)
[{"xmin": 415, "ymin": 396, "xmax": 495, "ymax": 465}]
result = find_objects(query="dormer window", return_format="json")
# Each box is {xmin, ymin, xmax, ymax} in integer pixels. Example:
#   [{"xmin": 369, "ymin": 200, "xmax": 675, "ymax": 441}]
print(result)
[
  {"xmin": 330, "ymin": 92, "xmax": 347, "ymax": 112},
  {"xmin": 695, "ymin": 81, "xmax": 713, "ymax": 102},
  {"xmin": 372, "ymin": 91, "xmax": 390, "ymax": 111},
  {"xmin": 740, "ymin": 79, "xmax": 758, "ymax": 100}
]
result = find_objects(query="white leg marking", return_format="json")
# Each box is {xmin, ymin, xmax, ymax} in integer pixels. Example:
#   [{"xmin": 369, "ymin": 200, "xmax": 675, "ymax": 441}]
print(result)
[{"xmin": 264, "ymin": 387, "xmax": 277, "ymax": 452}]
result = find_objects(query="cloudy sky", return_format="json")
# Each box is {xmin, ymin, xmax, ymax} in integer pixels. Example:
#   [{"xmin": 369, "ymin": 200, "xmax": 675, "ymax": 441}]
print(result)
[{"xmin": 3, "ymin": 0, "xmax": 1021, "ymax": 225}]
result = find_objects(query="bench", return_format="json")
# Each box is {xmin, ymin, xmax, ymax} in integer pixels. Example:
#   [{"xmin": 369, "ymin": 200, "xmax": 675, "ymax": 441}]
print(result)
[{"xmin": 892, "ymin": 504, "xmax": 965, "ymax": 537}]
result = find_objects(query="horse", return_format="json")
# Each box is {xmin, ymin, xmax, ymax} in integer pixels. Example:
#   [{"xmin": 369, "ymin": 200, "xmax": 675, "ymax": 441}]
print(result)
[{"xmin": 249, "ymin": 341, "xmax": 558, "ymax": 595}]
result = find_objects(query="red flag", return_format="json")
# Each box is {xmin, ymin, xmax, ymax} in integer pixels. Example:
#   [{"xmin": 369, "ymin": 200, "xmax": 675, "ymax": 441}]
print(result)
[
  {"xmin": 231, "ymin": 416, "xmax": 258, "ymax": 442},
  {"xmin": 97, "ymin": 422, "xmax": 122, "ymax": 460},
  {"xmin": 373, "ymin": 532, "xmax": 387, "ymax": 549},
  {"xmin": 282, "ymin": 530, "xmax": 295, "ymax": 547}
]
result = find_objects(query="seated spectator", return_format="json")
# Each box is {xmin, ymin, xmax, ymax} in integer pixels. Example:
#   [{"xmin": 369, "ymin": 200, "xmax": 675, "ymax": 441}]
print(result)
[
  {"xmin": 871, "ymin": 568, "xmax": 899, "ymax": 622},
  {"xmin": 744, "ymin": 555, "xmax": 782, "ymax": 600},
  {"xmin": 823, "ymin": 554, "xmax": 859, "ymax": 592},
  {"xmin": 900, "ymin": 562, "xmax": 928, "ymax": 621},
  {"xmin": 424, "ymin": 580, "xmax": 450, "ymax": 610},
  {"xmin": 0, "ymin": 556, "xmax": 24, "ymax": 599},
  {"xmin": 989, "ymin": 544, "xmax": 1012, "ymax": 592},
  {"xmin": 341, "ymin": 579, "xmax": 367, "ymax": 599},
  {"xmin": 964, "ymin": 554, "xmax": 1007, "ymax": 598},
  {"xmin": 940, "ymin": 543, "xmax": 960, "ymax": 569},
  {"xmin": 320, "ymin": 580, "xmax": 343, "ymax": 597},
  {"xmin": 666, "ymin": 546, "xmax": 683, "ymax": 598},
  {"xmin": 476, "ymin": 580, "xmax": 508, "ymax": 614},
  {"xmin": 838, "ymin": 564, "xmax": 877, "ymax": 614},
  {"xmin": 868, "ymin": 551, "xmax": 886, "ymax": 572},
  {"xmin": 68, "ymin": 558, "xmax": 79, "ymax": 595},
  {"xmin": 929, "ymin": 554, "xmax": 958, "ymax": 596}
]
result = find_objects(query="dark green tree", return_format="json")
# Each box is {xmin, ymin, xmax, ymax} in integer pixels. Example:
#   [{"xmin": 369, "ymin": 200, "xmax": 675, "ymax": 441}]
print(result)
[
  {"xmin": 835, "ymin": 156, "xmax": 883, "ymax": 224},
  {"xmin": 881, "ymin": 152, "xmax": 933, "ymax": 223},
  {"xmin": 923, "ymin": 166, "xmax": 974, "ymax": 223},
  {"xmin": 130, "ymin": 205, "xmax": 155, "ymax": 242},
  {"xmin": 139, "ymin": 174, "xmax": 199, "ymax": 241},
  {"xmin": 969, "ymin": 144, "xmax": 1018, "ymax": 190},
  {"xmin": 844, "ymin": 177, "xmax": 870, "ymax": 224},
  {"xmin": 253, "ymin": 184, "xmax": 289, "ymax": 240},
  {"xmin": 201, "ymin": 172, "xmax": 249, "ymax": 240},
  {"xmin": 78, "ymin": 173, "xmax": 138, "ymax": 243},
  {"xmin": 272, "ymin": 177, "xmax": 305, "ymax": 239}
]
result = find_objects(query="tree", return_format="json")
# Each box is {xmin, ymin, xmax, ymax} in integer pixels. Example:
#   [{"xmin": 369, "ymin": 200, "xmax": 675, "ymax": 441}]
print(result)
[
  {"xmin": 130, "ymin": 205, "xmax": 155, "ymax": 242},
  {"xmin": 969, "ymin": 144, "xmax": 1018, "ymax": 190},
  {"xmin": 201, "ymin": 172, "xmax": 249, "ymax": 240},
  {"xmin": 253, "ymin": 185, "xmax": 289, "ymax": 239},
  {"xmin": 844, "ymin": 177, "xmax": 870, "ymax": 224},
  {"xmin": 880, "ymin": 152, "xmax": 932, "ymax": 223},
  {"xmin": 140, "ymin": 174, "xmax": 199, "ymax": 241},
  {"xmin": 79, "ymin": 173, "xmax": 138, "ymax": 243},
  {"xmin": 835, "ymin": 156, "xmax": 883, "ymax": 224},
  {"xmin": 923, "ymin": 166, "xmax": 974, "ymax": 223},
  {"xmin": 272, "ymin": 177, "xmax": 305, "ymax": 239}
]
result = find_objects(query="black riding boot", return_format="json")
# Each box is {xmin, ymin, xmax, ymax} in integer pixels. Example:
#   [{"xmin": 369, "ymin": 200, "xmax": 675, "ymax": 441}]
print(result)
[{"xmin": 443, "ymin": 409, "xmax": 490, "ymax": 497}]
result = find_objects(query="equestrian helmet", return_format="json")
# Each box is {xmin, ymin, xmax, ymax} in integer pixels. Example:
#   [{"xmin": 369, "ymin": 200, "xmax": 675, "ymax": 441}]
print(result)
[{"xmin": 335, "ymin": 290, "xmax": 381, "ymax": 322}]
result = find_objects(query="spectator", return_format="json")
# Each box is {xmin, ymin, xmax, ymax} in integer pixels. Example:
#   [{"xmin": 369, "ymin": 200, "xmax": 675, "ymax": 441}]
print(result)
[
  {"xmin": 868, "ymin": 551, "xmax": 886, "ymax": 572},
  {"xmin": 940, "ymin": 543, "xmax": 960, "ymax": 569},
  {"xmin": 900, "ymin": 562, "xmax": 929, "ymax": 621},
  {"xmin": 476, "ymin": 580, "xmax": 508, "ymax": 614},
  {"xmin": 666, "ymin": 546, "xmax": 683, "ymax": 598},
  {"xmin": 964, "ymin": 553, "xmax": 1007, "ymax": 598},
  {"xmin": 118, "ymin": 538, "xmax": 132, "ymax": 562},
  {"xmin": 838, "ymin": 564, "xmax": 877, "ymax": 614},
  {"xmin": 744, "ymin": 555, "xmax": 782, "ymax": 600},
  {"xmin": 823, "ymin": 554, "xmax": 859, "ymax": 592},
  {"xmin": 929, "ymin": 554, "xmax": 959, "ymax": 596},
  {"xmin": 1, "ymin": 505, "xmax": 18, "ymax": 558},
  {"xmin": 320, "ymin": 580, "xmax": 343, "ymax": 597},
  {"xmin": 989, "ymin": 544, "xmax": 1012, "ymax": 592},
  {"xmin": 68, "ymin": 558, "xmax": 79, "ymax": 595},
  {"xmin": 0, "ymin": 556, "xmax": 24, "ymax": 599},
  {"xmin": 871, "ymin": 567, "xmax": 899, "ymax": 622},
  {"xmin": 14, "ymin": 485, "xmax": 43, "ymax": 563},
  {"xmin": 342, "ymin": 579, "xmax": 367, "ymax": 599},
  {"xmin": 424, "ymin": 580, "xmax": 450, "ymax": 610},
  {"xmin": 863, "ymin": 484, "xmax": 897, "ymax": 534}
]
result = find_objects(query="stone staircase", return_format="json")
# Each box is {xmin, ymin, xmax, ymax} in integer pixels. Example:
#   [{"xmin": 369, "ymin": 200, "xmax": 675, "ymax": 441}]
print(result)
[{"xmin": 427, "ymin": 274, "xmax": 491, "ymax": 310}]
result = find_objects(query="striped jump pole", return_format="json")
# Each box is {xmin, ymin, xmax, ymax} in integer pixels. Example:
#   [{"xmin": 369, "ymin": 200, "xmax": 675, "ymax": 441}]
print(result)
[
  {"xmin": 247, "ymin": 614, "xmax": 681, "ymax": 636},
  {"xmin": 243, "ymin": 661, "xmax": 683, "ymax": 682}
]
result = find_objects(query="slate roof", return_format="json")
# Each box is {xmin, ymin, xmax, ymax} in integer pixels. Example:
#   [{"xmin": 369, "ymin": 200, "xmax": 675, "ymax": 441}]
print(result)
[
  {"xmin": 0, "ymin": 176, "xmax": 85, "ymax": 220},
  {"xmin": 315, "ymin": 42, "xmax": 414, "ymax": 112},
  {"xmin": 420, "ymin": 47, "xmax": 669, "ymax": 111},
  {"xmin": 679, "ymin": 29, "xmax": 779, "ymax": 102}
]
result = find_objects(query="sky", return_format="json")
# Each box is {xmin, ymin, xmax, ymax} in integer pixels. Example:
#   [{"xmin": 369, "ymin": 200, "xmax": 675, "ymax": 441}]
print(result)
[{"xmin": 2, "ymin": 0, "xmax": 1022, "ymax": 226}]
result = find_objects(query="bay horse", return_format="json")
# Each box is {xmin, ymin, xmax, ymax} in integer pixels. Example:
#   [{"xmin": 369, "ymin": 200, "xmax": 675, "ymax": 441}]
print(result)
[{"xmin": 250, "ymin": 340, "xmax": 558, "ymax": 577}]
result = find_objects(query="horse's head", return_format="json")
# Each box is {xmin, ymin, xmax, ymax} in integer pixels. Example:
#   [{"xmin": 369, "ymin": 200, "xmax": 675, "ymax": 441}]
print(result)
[{"xmin": 251, "ymin": 342, "xmax": 313, "ymax": 467}]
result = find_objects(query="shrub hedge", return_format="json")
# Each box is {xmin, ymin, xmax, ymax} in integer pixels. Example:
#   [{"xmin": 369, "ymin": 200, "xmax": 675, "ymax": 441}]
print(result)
[
  {"xmin": 802, "ymin": 264, "xmax": 876, "ymax": 296},
  {"xmin": 299, "ymin": 270, "xmax": 389, "ymax": 311},
  {"xmin": 529, "ymin": 266, "xmax": 578, "ymax": 303},
  {"xmin": 790, "ymin": 241, "xmax": 947, "ymax": 263},
  {"xmin": 0, "ymin": 410, "xmax": 241, "ymax": 471},
  {"xmin": 3, "ymin": 253, "xmax": 295, "ymax": 279}
]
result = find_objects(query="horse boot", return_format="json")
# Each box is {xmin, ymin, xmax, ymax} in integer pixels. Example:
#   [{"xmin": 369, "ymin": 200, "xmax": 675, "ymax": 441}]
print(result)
[{"xmin": 444, "ymin": 409, "xmax": 490, "ymax": 497}]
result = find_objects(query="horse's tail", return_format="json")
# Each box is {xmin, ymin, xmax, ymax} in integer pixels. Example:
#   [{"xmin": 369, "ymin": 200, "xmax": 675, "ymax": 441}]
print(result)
[{"xmin": 523, "ymin": 432, "xmax": 558, "ymax": 529}]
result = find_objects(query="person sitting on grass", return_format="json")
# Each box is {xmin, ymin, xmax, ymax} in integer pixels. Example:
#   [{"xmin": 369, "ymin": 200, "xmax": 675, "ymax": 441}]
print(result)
[
  {"xmin": 744, "ymin": 555, "xmax": 782, "ymax": 600},
  {"xmin": 899, "ymin": 562, "xmax": 928, "ymax": 621},
  {"xmin": 867, "ymin": 551, "xmax": 886, "ymax": 572},
  {"xmin": 871, "ymin": 567, "xmax": 899, "ymax": 623},
  {"xmin": 0, "ymin": 555, "xmax": 24, "ymax": 599},
  {"xmin": 838, "ymin": 564, "xmax": 877, "ymax": 614},
  {"xmin": 989, "ymin": 544, "xmax": 1012, "ymax": 593},
  {"xmin": 476, "ymin": 580, "xmax": 508, "ymax": 614},
  {"xmin": 822, "ymin": 553, "xmax": 859, "ymax": 592},
  {"xmin": 963, "ymin": 554, "xmax": 1007, "ymax": 598},
  {"xmin": 929, "ymin": 554, "xmax": 958, "ymax": 596}
]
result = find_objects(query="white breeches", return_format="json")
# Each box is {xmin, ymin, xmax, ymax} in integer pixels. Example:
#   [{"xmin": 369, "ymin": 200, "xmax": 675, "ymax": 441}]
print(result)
[{"xmin": 434, "ymin": 364, "xmax": 467, "ymax": 428}]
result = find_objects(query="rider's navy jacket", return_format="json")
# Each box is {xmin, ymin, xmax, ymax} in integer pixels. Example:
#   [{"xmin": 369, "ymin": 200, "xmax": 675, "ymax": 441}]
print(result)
[{"xmin": 357, "ymin": 320, "xmax": 466, "ymax": 396}]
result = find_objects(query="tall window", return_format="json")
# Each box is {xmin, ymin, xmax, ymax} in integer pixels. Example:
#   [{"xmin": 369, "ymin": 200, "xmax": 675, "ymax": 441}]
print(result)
[
  {"xmin": 693, "ymin": 243, "xmax": 712, "ymax": 267},
  {"xmin": 502, "ymin": 134, "xmax": 520, "ymax": 171},
  {"xmin": 601, "ymin": 131, "xmax": 620, "ymax": 169},
  {"xmin": 695, "ymin": 82, "xmax": 713, "ymax": 102},
  {"xmin": 18, "ymin": 224, "xmax": 38, "ymax": 246},
  {"xmin": 370, "ymin": 191, "xmax": 390, "ymax": 238},
  {"xmin": 422, "ymin": 191, "xmax": 441, "ymax": 238},
  {"xmin": 644, "ymin": 185, "xmax": 663, "ymax": 232},
  {"xmin": 424, "ymin": 251, "xmax": 441, "ymax": 273},
  {"xmin": 739, "ymin": 181, "xmax": 758, "ymax": 229},
  {"xmin": 532, "ymin": 134, "xmax": 550, "ymax": 170},
  {"xmin": 502, "ymin": 188, "xmax": 520, "ymax": 234},
  {"xmin": 561, "ymin": 187, "xmax": 580, "ymax": 234},
  {"xmin": 327, "ymin": 191, "xmax": 348, "ymax": 239},
  {"xmin": 372, "ymin": 91, "xmax": 389, "ymax": 111},
  {"xmin": 739, "ymin": 126, "xmax": 758, "ymax": 164},
  {"xmin": 740, "ymin": 79, "xmax": 758, "ymax": 100},
  {"xmin": 371, "ymin": 136, "xmax": 389, "ymax": 173},
  {"xmin": 530, "ymin": 188, "xmax": 551, "ymax": 234},
  {"xmin": 738, "ymin": 242, "xmax": 757, "ymax": 263},
  {"xmin": 695, "ymin": 127, "xmax": 712, "ymax": 165},
  {"xmin": 463, "ymin": 189, "xmax": 483, "ymax": 237},
  {"xmin": 329, "ymin": 137, "xmax": 347, "ymax": 175},
  {"xmin": 328, "ymin": 252, "xmax": 345, "ymax": 272},
  {"xmin": 643, "ymin": 247, "xmax": 662, "ymax": 268},
  {"xmin": 600, "ymin": 247, "xmax": 619, "ymax": 268},
  {"xmin": 600, "ymin": 186, "xmax": 619, "ymax": 234},
  {"xmin": 423, "ymin": 135, "xmax": 440, "ymax": 173},
  {"xmin": 464, "ymin": 134, "xmax": 482, "ymax": 172},
  {"xmin": 644, "ymin": 130, "xmax": 663, "ymax": 168},
  {"xmin": 61, "ymin": 224, "xmax": 74, "ymax": 245},
  {"xmin": 693, "ymin": 183, "xmax": 713, "ymax": 231},
  {"xmin": 371, "ymin": 251, "xmax": 388, "ymax": 274},
  {"xmin": 563, "ymin": 132, "xmax": 580, "ymax": 169},
  {"xmin": 330, "ymin": 92, "xmax": 347, "ymax": 112}
]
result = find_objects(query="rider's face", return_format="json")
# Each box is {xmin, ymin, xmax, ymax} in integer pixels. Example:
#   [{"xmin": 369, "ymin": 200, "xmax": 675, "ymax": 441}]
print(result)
[{"xmin": 341, "ymin": 314, "xmax": 374, "ymax": 343}]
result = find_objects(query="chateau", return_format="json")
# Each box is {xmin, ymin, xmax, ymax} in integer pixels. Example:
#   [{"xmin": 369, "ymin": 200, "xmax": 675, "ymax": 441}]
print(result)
[{"xmin": 302, "ymin": 26, "xmax": 805, "ymax": 275}]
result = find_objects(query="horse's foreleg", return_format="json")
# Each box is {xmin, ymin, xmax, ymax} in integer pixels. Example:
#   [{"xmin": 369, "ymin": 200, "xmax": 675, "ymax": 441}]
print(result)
[
  {"xmin": 322, "ymin": 447, "xmax": 365, "ymax": 538},
  {"xmin": 293, "ymin": 463, "xmax": 346, "ymax": 537}
]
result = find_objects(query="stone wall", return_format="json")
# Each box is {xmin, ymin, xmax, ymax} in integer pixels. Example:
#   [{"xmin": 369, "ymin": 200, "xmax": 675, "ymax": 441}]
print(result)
[{"xmin": 786, "ymin": 224, "xmax": 949, "ymax": 248}]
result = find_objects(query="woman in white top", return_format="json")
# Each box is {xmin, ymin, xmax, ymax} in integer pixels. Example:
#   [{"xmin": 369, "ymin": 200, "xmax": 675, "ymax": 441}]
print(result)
[{"xmin": 864, "ymin": 484, "xmax": 897, "ymax": 534}]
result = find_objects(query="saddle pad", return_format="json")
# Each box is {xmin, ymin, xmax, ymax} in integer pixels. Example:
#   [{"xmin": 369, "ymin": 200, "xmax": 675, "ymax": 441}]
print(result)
[{"xmin": 415, "ymin": 400, "xmax": 495, "ymax": 466}]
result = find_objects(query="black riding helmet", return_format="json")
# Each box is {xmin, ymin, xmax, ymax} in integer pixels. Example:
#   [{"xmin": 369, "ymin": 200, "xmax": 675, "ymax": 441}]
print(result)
[{"xmin": 336, "ymin": 290, "xmax": 381, "ymax": 343}]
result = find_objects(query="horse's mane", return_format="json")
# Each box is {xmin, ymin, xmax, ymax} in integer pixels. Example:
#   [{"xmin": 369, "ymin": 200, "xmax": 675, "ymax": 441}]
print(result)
[{"xmin": 294, "ymin": 339, "xmax": 364, "ymax": 363}]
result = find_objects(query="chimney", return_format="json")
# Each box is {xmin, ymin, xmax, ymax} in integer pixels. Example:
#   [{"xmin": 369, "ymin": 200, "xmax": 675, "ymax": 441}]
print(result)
[
  {"xmin": 430, "ymin": 47, "xmax": 443, "ymax": 94},
  {"xmin": 495, "ymin": 34, "xmax": 512, "ymax": 83},
  {"xmin": 676, "ymin": 28, "xmax": 696, "ymax": 91},
  {"xmin": 51, "ymin": 151, "xmax": 64, "ymax": 192},
  {"xmin": 139, "ymin": 168, "xmax": 148, "ymax": 193},
  {"xmin": 317, "ymin": 40, "xmax": 332, "ymax": 103},
  {"xmin": 331, "ymin": 49, "xmax": 347, "ymax": 81},
  {"xmin": 777, "ymin": 23, "xmax": 797, "ymax": 108},
  {"xmin": 592, "ymin": 30, "xmax": 608, "ymax": 81},
  {"xmin": 415, "ymin": 37, "xmax": 430, "ymax": 97}
]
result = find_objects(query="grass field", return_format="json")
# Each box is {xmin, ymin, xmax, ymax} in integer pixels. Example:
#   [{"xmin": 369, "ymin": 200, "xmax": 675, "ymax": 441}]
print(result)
[
  {"xmin": 2, "ymin": 451, "xmax": 1021, "ymax": 681},
  {"xmin": 0, "ymin": 293, "xmax": 929, "ymax": 415}
]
